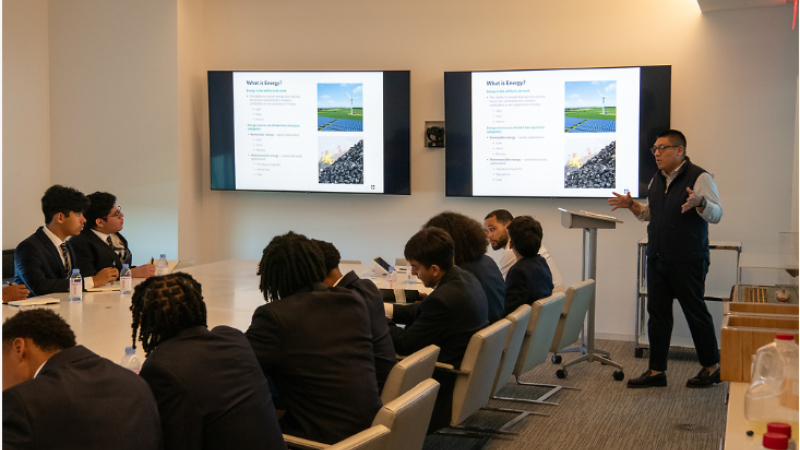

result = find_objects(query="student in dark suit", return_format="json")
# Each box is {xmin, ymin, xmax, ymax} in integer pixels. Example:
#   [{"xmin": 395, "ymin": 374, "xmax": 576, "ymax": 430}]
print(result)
[
  {"xmin": 503, "ymin": 215, "xmax": 554, "ymax": 316},
  {"xmin": 246, "ymin": 232, "xmax": 381, "ymax": 445},
  {"xmin": 424, "ymin": 211, "xmax": 505, "ymax": 322},
  {"xmin": 131, "ymin": 273, "xmax": 286, "ymax": 450},
  {"xmin": 388, "ymin": 227, "xmax": 489, "ymax": 432},
  {"xmin": 312, "ymin": 239, "xmax": 396, "ymax": 391},
  {"xmin": 2, "ymin": 309, "xmax": 162, "ymax": 450},
  {"xmin": 14, "ymin": 185, "xmax": 118, "ymax": 296},
  {"xmin": 70, "ymin": 192, "xmax": 156, "ymax": 279}
]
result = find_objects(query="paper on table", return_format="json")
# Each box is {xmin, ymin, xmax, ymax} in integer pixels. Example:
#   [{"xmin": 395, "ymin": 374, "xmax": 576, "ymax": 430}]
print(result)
[
  {"xmin": 8, "ymin": 297, "xmax": 61, "ymax": 307},
  {"xmin": 87, "ymin": 281, "xmax": 121, "ymax": 292}
]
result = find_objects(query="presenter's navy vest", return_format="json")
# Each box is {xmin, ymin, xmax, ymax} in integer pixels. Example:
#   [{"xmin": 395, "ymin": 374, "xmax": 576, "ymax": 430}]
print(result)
[{"xmin": 646, "ymin": 157, "xmax": 709, "ymax": 263}]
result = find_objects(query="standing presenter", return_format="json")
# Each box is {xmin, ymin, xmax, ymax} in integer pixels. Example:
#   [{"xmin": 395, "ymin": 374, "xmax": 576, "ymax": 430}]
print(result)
[{"xmin": 608, "ymin": 129, "xmax": 723, "ymax": 389}]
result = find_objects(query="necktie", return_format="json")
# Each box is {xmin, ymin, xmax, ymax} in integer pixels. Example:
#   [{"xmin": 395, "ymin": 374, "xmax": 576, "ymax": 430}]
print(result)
[
  {"xmin": 60, "ymin": 243, "xmax": 71, "ymax": 275},
  {"xmin": 107, "ymin": 235, "xmax": 114, "ymax": 249}
]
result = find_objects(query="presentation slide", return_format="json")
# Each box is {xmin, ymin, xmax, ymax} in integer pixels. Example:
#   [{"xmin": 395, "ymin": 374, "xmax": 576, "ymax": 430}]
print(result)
[
  {"xmin": 232, "ymin": 72, "xmax": 385, "ymax": 193},
  {"xmin": 470, "ymin": 67, "xmax": 641, "ymax": 197}
]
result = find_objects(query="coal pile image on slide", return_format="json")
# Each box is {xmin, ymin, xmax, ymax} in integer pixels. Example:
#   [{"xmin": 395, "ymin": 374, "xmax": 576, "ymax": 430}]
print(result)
[
  {"xmin": 319, "ymin": 140, "xmax": 364, "ymax": 184},
  {"xmin": 564, "ymin": 141, "xmax": 616, "ymax": 189}
]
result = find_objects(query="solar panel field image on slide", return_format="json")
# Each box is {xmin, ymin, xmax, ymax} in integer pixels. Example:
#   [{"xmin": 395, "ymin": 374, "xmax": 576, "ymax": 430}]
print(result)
[
  {"xmin": 318, "ymin": 83, "xmax": 364, "ymax": 132},
  {"xmin": 565, "ymin": 80, "xmax": 617, "ymax": 133}
]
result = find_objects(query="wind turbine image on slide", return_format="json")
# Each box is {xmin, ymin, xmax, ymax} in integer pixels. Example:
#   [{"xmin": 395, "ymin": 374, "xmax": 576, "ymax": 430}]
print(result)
[
  {"xmin": 597, "ymin": 90, "xmax": 607, "ymax": 115},
  {"xmin": 345, "ymin": 91, "xmax": 360, "ymax": 115}
]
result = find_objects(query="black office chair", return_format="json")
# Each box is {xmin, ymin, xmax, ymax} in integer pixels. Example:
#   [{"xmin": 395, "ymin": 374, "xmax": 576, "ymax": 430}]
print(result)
[{"xmin": 3, "ymin": 249, "xmax": 15, "ymax": 284}]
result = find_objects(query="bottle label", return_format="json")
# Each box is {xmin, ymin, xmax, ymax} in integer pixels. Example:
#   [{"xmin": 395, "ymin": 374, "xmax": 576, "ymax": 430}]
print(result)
[
  {"xmin": 121, "ymin": 277, "xmax": 132, "ymax": 292},
  {"xmin": 70, "ymin": 282, "xmax": 82, "ymax": 299}
]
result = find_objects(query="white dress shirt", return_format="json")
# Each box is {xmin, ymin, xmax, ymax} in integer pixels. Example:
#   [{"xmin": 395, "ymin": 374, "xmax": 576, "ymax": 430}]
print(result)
[{"xmin": 637, "ymin": 160, "xmax": 723, "ymax": 224}]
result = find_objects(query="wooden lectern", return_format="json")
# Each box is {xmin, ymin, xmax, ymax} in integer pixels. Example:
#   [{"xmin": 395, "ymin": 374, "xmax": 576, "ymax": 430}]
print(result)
[{"xmin": 557, "ymin": 208, "xmax": 625, "ymax": 380}]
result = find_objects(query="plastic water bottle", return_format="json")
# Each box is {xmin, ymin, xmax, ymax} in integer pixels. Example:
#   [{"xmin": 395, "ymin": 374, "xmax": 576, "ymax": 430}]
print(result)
[
  {"xmin": 745, "ymin": 334, "xmax": 799, "ymax": 439},
  {"xmin": 120, "ymin": 347, "xmax": 141, "ymax": 373},
  {"xmin": 120, "ymin": 264, "xmax": 132, "ymax": 294},
  {"xmin": 69, "ymin": 269, "xmax": 82, "ymax": 301},
  {"xmin": 386, "ymin": 266, "xmax": 396, "ymax": 288},
  {"xmin": 155, "ymin": 254, "xmax": 169, "ymax": 276},
  {"xmin": 406, "ymin": 264, "xmax": 416, "ymax": 286}
]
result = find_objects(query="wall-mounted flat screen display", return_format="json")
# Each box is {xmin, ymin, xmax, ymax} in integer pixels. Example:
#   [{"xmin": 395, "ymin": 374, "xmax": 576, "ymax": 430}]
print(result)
[
  {"xmin": 209, "ymin": 70, "xmax": 410, "ymax": 194},
  {"xmin": 444, "ymin": 66, "xmax": 670, "ymax": 198}
]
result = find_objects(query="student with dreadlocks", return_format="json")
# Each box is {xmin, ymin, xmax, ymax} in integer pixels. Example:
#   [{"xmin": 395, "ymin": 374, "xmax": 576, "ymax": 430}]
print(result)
[
  {"xmin": 245, "ymin": 232, "xmax": 381, "ymax": 445},
  {"xmin": 131, "ymin": 273, "xmax": 286, "ymax": 450}
]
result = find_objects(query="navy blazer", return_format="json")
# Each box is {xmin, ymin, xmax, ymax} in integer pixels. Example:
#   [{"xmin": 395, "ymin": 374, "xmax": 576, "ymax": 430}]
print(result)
[
  {"xmin": 14, "ymin": 227, "xmax": 76, "ymax": 296},
  {"xmin": 390, "ymin": 266, "xmax": 489, "ymax": 368},
  {"xmin": 504, "ymin": 254, "xmax": 554, "ymax": 316},
  {"xmin": 460, "ymin": 255, "xmax": 506, "ymax": 323},
  {"xmin": 3, "ymin": 345, "xmax": 163, "ymax": 450},
  {"xmin": 245, "ymin": 283, "xmax": 381, "ymax": 445},
  {"xmin": 70, "ymin": 229, "xmax": 132, "ymax": 278},
  {"xmin": 338, "ymin": 270, "xmax": 396, "ymax": 390},
  {"xmin": 140, "ymin": 326, "xmax": 286, "ymax": 450}
]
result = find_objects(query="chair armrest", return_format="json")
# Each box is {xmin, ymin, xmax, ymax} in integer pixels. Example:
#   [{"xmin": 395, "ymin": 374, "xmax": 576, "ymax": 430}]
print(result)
[
  {"xmin": 283, "ymin": 434, "xmax": 329, "ymax": 450},
  {"xmin": 434, "ymin": 362, "xmax": 469, "ymax": 375}
]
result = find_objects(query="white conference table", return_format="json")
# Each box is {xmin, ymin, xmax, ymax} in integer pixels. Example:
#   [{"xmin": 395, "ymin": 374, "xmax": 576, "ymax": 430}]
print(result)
[{"xmin": 1, "ymin": 259, "xmax": 423, "ymax": 363}]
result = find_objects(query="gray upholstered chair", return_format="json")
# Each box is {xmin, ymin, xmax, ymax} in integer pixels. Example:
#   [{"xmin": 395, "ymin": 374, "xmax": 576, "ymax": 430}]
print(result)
[
  {"xmin": 326, "ymin": 425, "xmax": 390, "ymax": 450},
  {"xmin": 283, "ymin": 378, "xmax": 440, "ymax": 450},
  {"xmin": 381, "ymin": 345, "xmax": 440, "ymax": 404},
  {"xmin": 492, "ymin": 292, "xmax": 580, "ymax": 406}
]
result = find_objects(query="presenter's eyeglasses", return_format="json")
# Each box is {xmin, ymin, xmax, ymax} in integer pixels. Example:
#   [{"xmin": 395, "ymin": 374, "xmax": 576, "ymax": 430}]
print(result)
[
  {"xmin": 101, "ymin": 206, "xmax": 122, "ymax": 220},
  {"xmin": 650, "ymin": 145, "xmax": 679, "ymax": 155}
]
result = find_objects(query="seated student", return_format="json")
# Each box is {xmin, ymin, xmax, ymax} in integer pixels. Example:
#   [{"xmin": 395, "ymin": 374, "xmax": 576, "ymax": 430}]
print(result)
[
  {"xmin": 312, "ymin": 239, "xmax": 396, "ymax": 391},
  {"xmin": 131, "ymin": 273, "xmax": 286, "ymax": 450},
  {"xmin": 14, "ymin": 185, "xmax": 118, "ymax": 296},
  {"xmin": 388, "ymin": 227, "xmax": 489, "ymax": 432},
  {"xmin": 2, "ymin": 309, "xmax": 162, "ymax": 449},
  {"xmin": 245, "ymin": 232, "xmax": 381, "ymax": 445},
  {"xmin": 503, "ymin": 216, "xmax": 554, "ymax": 315},
  {"xmin": 70, "ymin": 192, "xmax": 156, "ymax": 279},
  {"xmin": 424, "ymin": 211, "xmax": 505, "ymax": 322},
  {"xmin": 484, "ymin": 208, "xmax": 564, "ymax": 291}
]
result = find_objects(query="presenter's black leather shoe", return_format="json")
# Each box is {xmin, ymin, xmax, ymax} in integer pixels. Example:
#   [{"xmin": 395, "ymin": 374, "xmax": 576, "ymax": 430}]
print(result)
[
  {"xmin": 686, "ymin": 367, "xmax": 721, "ymax": 388},
  {"xmin": 627, "ymin": 370, "xmax": 667, "ymax": 388}
]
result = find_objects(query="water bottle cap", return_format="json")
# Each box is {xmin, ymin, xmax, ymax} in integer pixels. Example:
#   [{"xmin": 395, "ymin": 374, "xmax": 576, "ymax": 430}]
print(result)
[
  {"xmin": 125, "ymin": 346, "xmax": 135, "ymax": 355},
  {"xmin": 122, "ymin": 264, "xmax": 129, "ymax": 268},
  {"xmin": 160, "ymin": 254, "xmax": 166, "ymax": 258},
  {"xmin": 767, "ymin": 422, "xmax": 792, "ymax": 437},
  {"xmin": 71, "ymin": 269, "xmax": 79, "ymax": 274},
  {"xmin": 776, "ymin": 333, "xmax": 795, "ymax": 341},
  {"xmin": 763, "ymin": 432, "xmax": 789, "ymax": 449}
]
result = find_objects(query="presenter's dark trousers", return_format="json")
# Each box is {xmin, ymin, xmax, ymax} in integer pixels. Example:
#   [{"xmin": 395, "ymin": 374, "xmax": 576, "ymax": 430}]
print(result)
[{"xmin": 646, "ymin": 256, "xmax": 719, "ymax": 372}]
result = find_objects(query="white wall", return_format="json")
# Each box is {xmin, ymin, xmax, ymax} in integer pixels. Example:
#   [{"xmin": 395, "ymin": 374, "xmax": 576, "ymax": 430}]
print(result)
[
  {"xmin": 3, "ymin": 0, "xmax": 797, "ymax": 340},
  {"xmin": 2, "ymin": 0, "xmax": 52, "ymax": 247},
  {"xmin": 46, "ymin": 0, "xmax": 179, "ymax": 265}
]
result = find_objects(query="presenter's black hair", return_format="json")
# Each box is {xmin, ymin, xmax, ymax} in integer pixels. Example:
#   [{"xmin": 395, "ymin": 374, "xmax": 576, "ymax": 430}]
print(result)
[
  {"xmin": 506, "ymin": 216, "xmax": 543, "ymax": 258},
  {"xmin": 41, "ymin": 184, "xmax": 90, "ymax": 224},
  {"xmin": 424, "ymin": 211, "xmax": 488, "ymax": 266},
  {"xmin": 311, "ymin": 239, "xmax": 341, "ymax": 275},
  {"xmin": 84, "ymin": 192, "xmax": 117, "ymax": 230},
  {"xmin": 485, "ymin": 209, "xmax": 514, "ymax": 225},
  {"xmin": 2, "ymin": 309, "xmax": 76, "ymax": 351},
  {"xmin": 657, "ymin": 129, "xmax": 687, "ymax": 153},
  {"xmin": 404, "ymin": 227, "xmax": 455, "ymax": 270},
  {"xmin": 258, "ymin": 232, "xmax": 326, "ymax": 302},
  {"xmin": 130, "ymin": 273, "xmax": 207, "ymax": 356}
]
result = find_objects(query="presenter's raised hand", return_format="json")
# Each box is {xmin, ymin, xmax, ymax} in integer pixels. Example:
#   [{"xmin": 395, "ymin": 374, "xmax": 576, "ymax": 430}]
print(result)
[
  {"xmin": 131, "ymin": 263, "xmax": 156, "ymax": 278},
  {"xmin": 93, "ymin": 267, "xmax": 119, "ymax": 287},
  {"xmin": 608, "ymin": 191, "xmax": 633, "ymax": 211},
  {"xmin": 681, "ymin": 187, "xmax": 704, "ymax": 213}
]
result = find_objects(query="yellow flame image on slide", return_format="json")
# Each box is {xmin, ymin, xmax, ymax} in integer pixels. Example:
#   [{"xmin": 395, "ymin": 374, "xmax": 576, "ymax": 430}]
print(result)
[
  {"xmin": 568, "ymin": 153, "xmax": 583, "ymax": 168},
  {"xmin": 321, "ymin": 153, "xmax": 334, "ymax": 165}
]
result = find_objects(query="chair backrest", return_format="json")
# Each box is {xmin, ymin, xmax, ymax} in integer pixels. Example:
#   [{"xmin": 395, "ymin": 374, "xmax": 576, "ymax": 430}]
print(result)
[
  {"xmin": 550, "ymin": 279, "xmax": 596, "ymax": 353},
  {"xmin": 491, "ymin": 305, "xmax": 532, "ymax": 396},
  {"xmin": 327, "ymin": 425, "xmax": 391, "ymax": 450},
  {"xmin": 395, "ymin": 257, "xmax": 407, "ymax": 266},
  {"xmin": 381, "ymin": 345, "xmax": 440, "ymax": 404},
  {"xmin": 3, "ymin": 249, "xmax": 15, "ymax": 282},
  {"xmin": 450, "ymin": 319, "xmax": 511, "ymax": 426},
  {"xmin": 513, "ymin": 292, "xmax": 566, "ymax": 376},
  {"xmin": 372, "ymin": 378, "xmax": 440, "ymax": 450}
]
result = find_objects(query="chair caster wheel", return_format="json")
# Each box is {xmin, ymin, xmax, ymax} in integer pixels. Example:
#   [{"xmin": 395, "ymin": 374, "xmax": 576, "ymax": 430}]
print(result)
[
  {"xmin": 613, "ymin": 371, "xmax": 625, "ymax": 381},
  {"xmin": 551, "ymin": 355, "xmax": 562, "ymax": 364},
  {"xmin": 634, "ymin": 348, "xmax": 645, "ymax": 358},
  {"xmin": 556, "ymin": 369, "xmax": 567, "ymax": 379}
]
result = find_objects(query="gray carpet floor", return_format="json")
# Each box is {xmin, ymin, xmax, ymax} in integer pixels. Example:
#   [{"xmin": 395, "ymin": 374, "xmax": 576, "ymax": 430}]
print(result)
[{"xmin": 424, "ymin": 339, "xmax": 728, "ymax": 450}]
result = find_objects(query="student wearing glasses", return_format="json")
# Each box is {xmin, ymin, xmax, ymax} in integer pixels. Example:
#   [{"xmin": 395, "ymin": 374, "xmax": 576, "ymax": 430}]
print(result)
[
  {"xmin": 70, "ymin": 192, "xmax": 156, "ymax": 280},
  {"xmin": 609, "ymin": 129, "xmax": 723, "ymax": 390}
]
